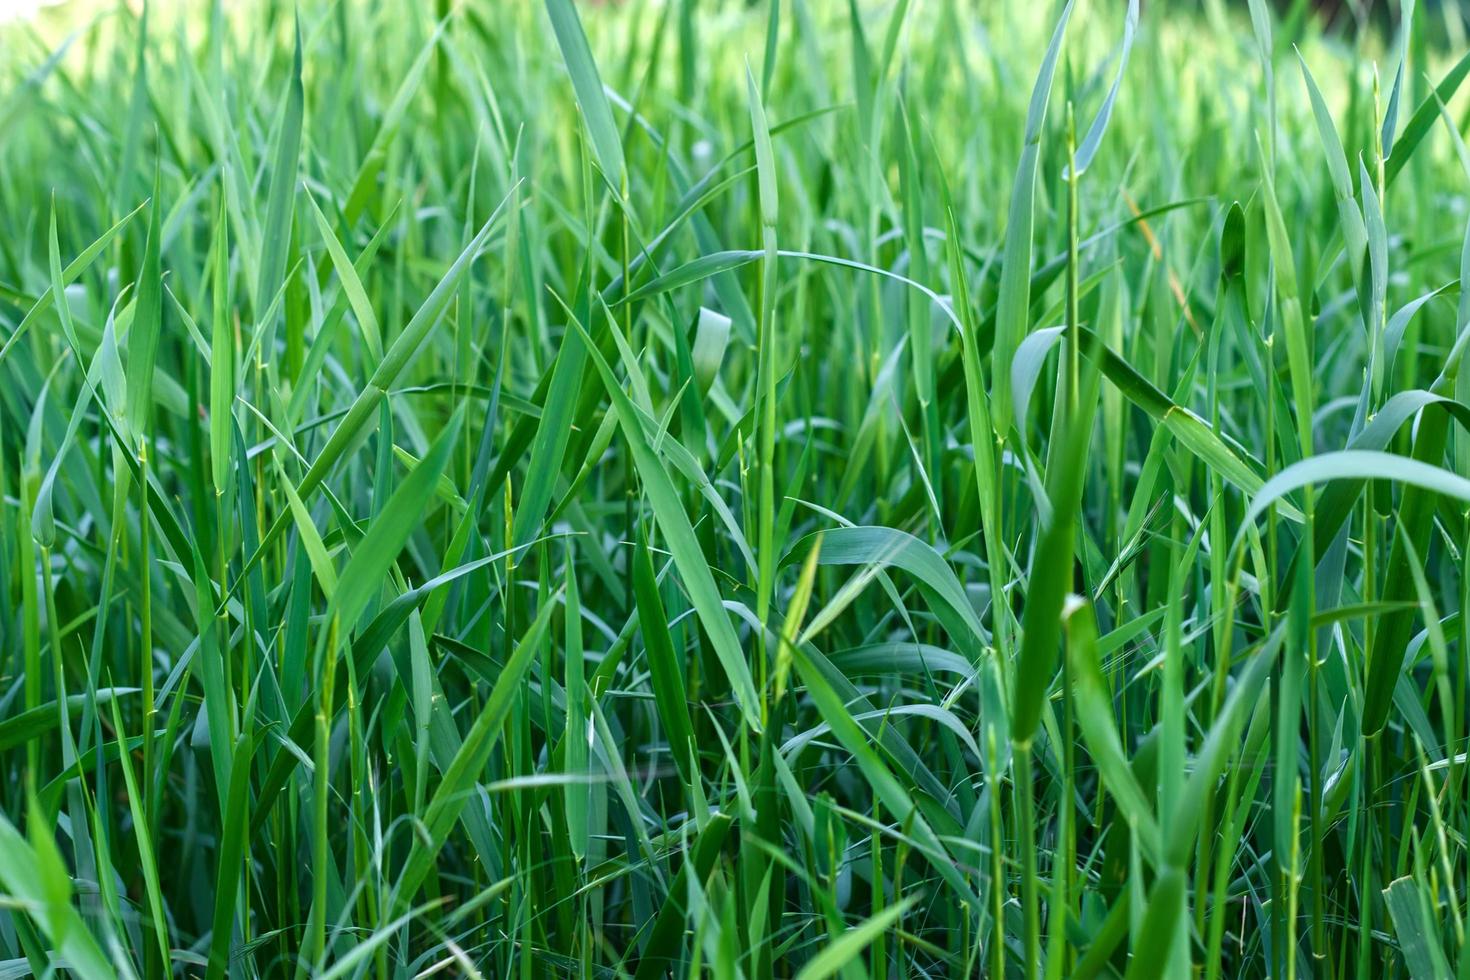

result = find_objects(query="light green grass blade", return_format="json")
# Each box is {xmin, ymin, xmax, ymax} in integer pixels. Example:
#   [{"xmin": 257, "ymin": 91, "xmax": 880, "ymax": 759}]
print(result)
[
  {"xmin": 795, "ymin": 894, "xmax": 919, "ymax": 980},
  {"xmin": 545, "ymin": 0, "xmax": 626, "ymax": 188},
  {"xmin": 0, "ymin": 809, "xmax": 117, "ymax": 980},
  {"xmin": 306, "ymin": 193, "xmax": 383, "ymax": 366},
  {"xmin": 255, "ymin": 14, "xmax": 302, "ymax": 318},
  {"xmin": 124, "ymin": 168, "xmax": 163, "ymax": 448},
  {"xmin": 991, "ymin": 0, "xmax": 1075, "ymax": 440},
  {"xmin": 1383, "ymin": 876, "xmax": 1453, "ymax": 980},
  {"xmin": 1068, "ymin": 0, "xmax": 1137, "ymax": 178}
]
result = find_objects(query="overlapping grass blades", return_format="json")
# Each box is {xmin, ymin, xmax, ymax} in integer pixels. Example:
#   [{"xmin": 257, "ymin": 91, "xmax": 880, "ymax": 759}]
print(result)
[{"xmin": 1, "ymin": 0, "xmax": 1469, "ymax": 976}]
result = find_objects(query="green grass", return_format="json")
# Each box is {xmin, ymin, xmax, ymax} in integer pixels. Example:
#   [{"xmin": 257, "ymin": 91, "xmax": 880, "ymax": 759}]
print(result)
[{"xmin": 1, "ymin": 0, "xmax": 1469, "ymax": 975}]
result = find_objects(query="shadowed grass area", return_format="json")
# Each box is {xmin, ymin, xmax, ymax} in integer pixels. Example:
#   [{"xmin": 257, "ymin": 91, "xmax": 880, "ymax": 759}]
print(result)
[{"xmin": 1, "ymin": 0, "xmax": 1469, "ymax": 975}]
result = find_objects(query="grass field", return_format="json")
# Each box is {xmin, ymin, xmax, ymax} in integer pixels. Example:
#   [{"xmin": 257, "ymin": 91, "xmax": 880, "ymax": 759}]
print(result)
[{"xmin": 2, "ymin": 0, "xmax": 1469, "ymax": 976}]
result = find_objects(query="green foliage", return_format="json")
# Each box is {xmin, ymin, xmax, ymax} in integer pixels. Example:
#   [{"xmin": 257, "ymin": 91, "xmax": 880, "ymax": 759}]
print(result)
[{"xmin": 1, "ymin": 0, "xmax": 1468, "ymax": 976}]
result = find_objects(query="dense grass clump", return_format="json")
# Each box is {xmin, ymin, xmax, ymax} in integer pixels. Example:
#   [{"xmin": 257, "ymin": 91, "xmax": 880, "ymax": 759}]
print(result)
[{"xmin": 3, "ymin": 0, "xmax": 1470, "ymax": 975}]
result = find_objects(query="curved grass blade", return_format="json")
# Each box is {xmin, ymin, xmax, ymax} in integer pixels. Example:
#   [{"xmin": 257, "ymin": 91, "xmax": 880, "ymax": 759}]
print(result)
[
  {"xmin": 0, "ymin": 811, "xmax": 116, "ymax": 980},
  {"xmin": 1067, "ymin": 0, "xmax": 1137, "ymax": 178},
  {"xmin": 991, "ymin": 0, "xmax": 1076, "ymax": 440}
]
